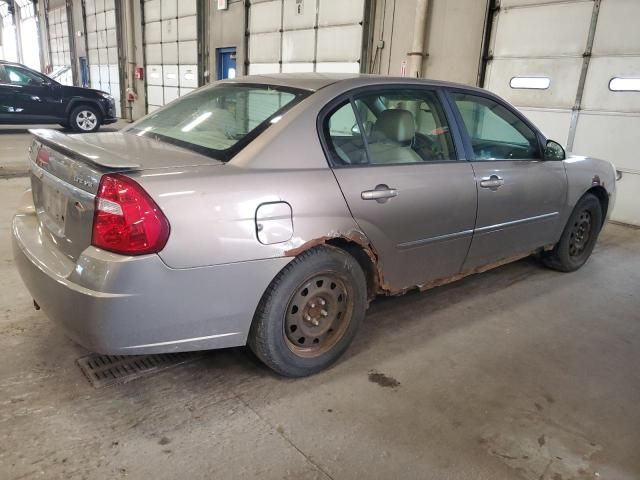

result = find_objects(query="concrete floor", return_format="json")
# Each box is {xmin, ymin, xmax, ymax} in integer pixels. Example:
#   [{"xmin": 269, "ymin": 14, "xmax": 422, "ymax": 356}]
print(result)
[{"xmin": 1, "ymin": 131, "xmax": 640, "ymax": 480}]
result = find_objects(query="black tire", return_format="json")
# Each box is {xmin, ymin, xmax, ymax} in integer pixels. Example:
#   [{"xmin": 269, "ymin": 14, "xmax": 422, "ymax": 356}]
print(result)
[
  {"xmin": 69, "ymin": 105, "xmax": 102, "ymax": 133},
  {"xmin": 248, "ymin": 246, "xmax": 367, "ymax": 377},
  {"xmin": 542, "ymin": 193, "xmax": 603, "ymax": 272}
]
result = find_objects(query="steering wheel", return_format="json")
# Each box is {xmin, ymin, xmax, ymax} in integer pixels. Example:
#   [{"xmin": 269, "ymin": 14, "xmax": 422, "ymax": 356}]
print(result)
[{"xmin": 413, "ymin": 132, "xmax": 445, "ymax": 160}]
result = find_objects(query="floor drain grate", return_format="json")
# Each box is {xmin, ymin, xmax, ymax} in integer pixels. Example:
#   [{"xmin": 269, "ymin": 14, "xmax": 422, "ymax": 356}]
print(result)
[{"xmin": 76, "ymin": 352, "xmax": 201, "ymax": 388}]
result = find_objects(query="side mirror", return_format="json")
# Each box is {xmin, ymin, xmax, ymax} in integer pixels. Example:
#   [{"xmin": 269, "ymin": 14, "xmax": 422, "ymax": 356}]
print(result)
[{"xmin": 544, "ymin": 139, "xmax": 566, "ymax": 161}]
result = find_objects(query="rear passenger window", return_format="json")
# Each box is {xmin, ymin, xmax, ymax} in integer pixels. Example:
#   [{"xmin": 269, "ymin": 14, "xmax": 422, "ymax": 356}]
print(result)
[
  {"xmin": 324, "ymin": 89, "xmax": 456, "ymax": 166},
  {"xmin": 452, "ymin": 92, "xmax": 541, "ymax": 160}
]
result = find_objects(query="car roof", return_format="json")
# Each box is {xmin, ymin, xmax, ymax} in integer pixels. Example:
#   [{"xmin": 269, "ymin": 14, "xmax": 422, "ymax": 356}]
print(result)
[{"xmin": 227, "ymin": 72, "xmax": 487, "ymax": 93}]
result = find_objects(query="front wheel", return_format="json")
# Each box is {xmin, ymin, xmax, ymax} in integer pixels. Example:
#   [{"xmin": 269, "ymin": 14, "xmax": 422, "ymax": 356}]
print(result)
[
  {"xmin": 542, "ymin": 193, "xmax": 603, "ymax": 272},
  {"xmin": 69, "ymin": 105, "xmax": 102, "ymax": 133},
  {"xmin": 248, "ymin": 246, "xmax": 367, "ymax": 377}
]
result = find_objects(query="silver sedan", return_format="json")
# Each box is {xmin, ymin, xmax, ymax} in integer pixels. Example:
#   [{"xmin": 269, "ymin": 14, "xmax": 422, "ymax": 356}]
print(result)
[{"xmin": 12, "ymin": 74, "xmax": 616, "ymax": 377}]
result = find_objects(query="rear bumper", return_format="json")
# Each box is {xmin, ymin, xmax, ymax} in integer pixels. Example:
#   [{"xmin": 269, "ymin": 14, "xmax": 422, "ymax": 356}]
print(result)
[
  {"xmin": 102, "ymin": 117, "xmax": 118, "ymax": 125},
  {"xmin": 12, "ymin": 212, "xmax": 290, "ymax": 354}
]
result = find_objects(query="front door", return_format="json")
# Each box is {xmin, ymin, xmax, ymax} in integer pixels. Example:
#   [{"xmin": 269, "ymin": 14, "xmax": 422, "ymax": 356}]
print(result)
[
  {"xmin": 448, "ymin": 90, "xmax": 567, "ymax": 270},
  {"xmin": 324, "ymin": 87, "xmax": 478, "ymax": 291}
]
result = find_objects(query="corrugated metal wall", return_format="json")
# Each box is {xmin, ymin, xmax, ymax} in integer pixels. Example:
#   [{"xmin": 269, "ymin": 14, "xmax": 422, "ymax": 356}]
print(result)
[
  {"xmin": 484, "ymin": 0, "xmax": 639, "ymax": 225},
  {"xmin": 142, "ymin": 0, "xmax": 199, "ymax": 112},
  {"xmin": 247, "ymin": 0, "xmax": 366, "ymax": 74}
]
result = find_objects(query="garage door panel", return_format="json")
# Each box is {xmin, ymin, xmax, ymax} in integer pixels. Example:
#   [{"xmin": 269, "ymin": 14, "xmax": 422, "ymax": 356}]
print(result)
[
  {"xmin": 179, "ymin": 65, "xmax": 198, "ymax": 88},
  {"xmin": 592, "ymin": 0, "xmax": 640, "ymax": 55},
  {"xmin": 316, "ymin": 62, "xmax": 360, "ymax": 73},
  {"xmin": 161, "ymin": 42, "xmax": 178, "ymax": 64},
  {"xmin": 162, "ymin": 19, "xmax": 178, "ymax": 43},
  {"xmin": 282, "ymin": 63, "xmax": 314, "ymax": 73},
  {"xmin": 178, "ymin": 15, "xmax": 197, "ymax": 41},
  {"xmin": 316, "ymin": 25, "xmax": 363, "ymax": 62},
  {"xmin": 572, "ymin": 113, "xmax": 640, "ymax": 172},
  {"xmin": 147, "ymin": 85, "xmax": 164, "ymax": 107},
  {"xmin": 86, "ymin": 15, "xmax": 97, "ymax": 32},
  {"xmin": 177, "ymin": 0, "xmax": 197, "ymax": 17},
  {"xmin": 143, "ymin": 0, "xmax": 201, "ymax": 112},
  {"xmin": 283, "ymin": 0, "xmax": 316, "ymax": 29},
  {"xmin": 107, "ymin": 47, "xmax": 118, "ymax": 63},
  {"xmin": 163, "ymin": 86, "xmax": 179, "ymax": 104},
  {"xmin": 147, "ymin": 65, "xmax": 163, "ymax": 86},
  {"xmin": 611, "ymin": 173, "xmax": 640, "ymax": 225},
  {"xmin": 282, "ymin": 30, "xmax": 315, "ymax": 63},
  {"xmin": 248, "ymin": 63, "xmax": 280, "ymax": 74},
  {"xmin": 178, "ymin": 41, "xmax": 198, "ymax": 64},
  {"xmin": 318, "ymin": 0, "xmax": 364, "ymax": 26},
  {"xmin": 105, "ymin": 10, "xmax": 116, "ymax": 29},
  {"xmin": 492, "ymin": 2, "xmax": 592, "ymax": 57},
  {"xmin": 85, "ymin": 0, "xmax": 96, "ymax": 15},
  {"xmin": 105, "ymin": 0, "xmax": 114, "ymax": 11},
  {"xmin": 249, "ymin": 32, "xmax": 281, "ymax": 63},
  {"xmin": 145, "ymin": 21, "xmax": 161, "ymax": 43},
  {"xmin": 249, "ymin": 1, "xmax": 281, "ymax": 34},
  {"xmin": 163, "ymin": 64, "xmax": 179, "ymax": 87},
  {"xmin": 581, "ymin": 56, "xmax": 640, "ymax": 113},
  {"xmin": 87, "ymin": 32, "xmax": 98, "ymax": 49},
  {"xmin": 145, "ymin": 44, "xmax": 162, "ymax": 64},
  {"xmin": 94, "ymin": 0, "xmax": 104, "ymax": 13},
  {"xmin": 485, "ymin": 57, "xmax": 582, "ymax": 109},
  {"xmin": 161, "ymin": 0, "xmax": 178, "ymax": 18},
  {"xmin": 144, "ymin": 0, "xmax": 161, "ymax": 23},
  {"xmin": 517, "ymin": 108, "xmax": 573, "ymax": 143}
]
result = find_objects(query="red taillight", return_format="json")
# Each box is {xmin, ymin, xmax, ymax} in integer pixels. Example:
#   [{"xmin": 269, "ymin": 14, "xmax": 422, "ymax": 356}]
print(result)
[
  {"xmin": 92, "ymin": 174, "xmax": 170, "ymax": 255},
  {"xmin": 35, "ymin": 145, "xmax": 49, "ymax": 168}
]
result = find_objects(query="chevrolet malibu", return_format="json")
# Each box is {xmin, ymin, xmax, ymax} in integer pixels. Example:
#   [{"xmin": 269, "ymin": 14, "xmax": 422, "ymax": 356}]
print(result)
[{"xmin": 12, "ymin": 74, "xmax": 616, "ymax": 377}]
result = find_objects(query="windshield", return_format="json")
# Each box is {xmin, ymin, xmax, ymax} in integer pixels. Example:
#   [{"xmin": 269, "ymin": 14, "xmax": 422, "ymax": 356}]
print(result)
[{"xmin": 127, "ymin": 83, "xmax": 308, "ymax": 160}]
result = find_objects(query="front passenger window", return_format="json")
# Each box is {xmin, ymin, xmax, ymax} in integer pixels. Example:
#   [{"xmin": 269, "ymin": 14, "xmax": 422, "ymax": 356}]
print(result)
[{"xmin": 452, "ymin": 92, "xmax": 541, "ymax": 160}]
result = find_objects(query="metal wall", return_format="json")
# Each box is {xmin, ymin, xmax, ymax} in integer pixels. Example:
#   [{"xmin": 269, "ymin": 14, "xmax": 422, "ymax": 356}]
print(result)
[
  {"xmin": 84, "ymin": 0, "xmax": 122, "ymax": 116},
  {"xmin": 247, "ymin": 0, "xmax": 366, "ymax": 74},
  {"xmin": 484, "ymin": 0, "xmax": 639, "ymax": 225},
  {"xmin": 142, "ymin": 0, "xmax": 199, "ymax": 112}
]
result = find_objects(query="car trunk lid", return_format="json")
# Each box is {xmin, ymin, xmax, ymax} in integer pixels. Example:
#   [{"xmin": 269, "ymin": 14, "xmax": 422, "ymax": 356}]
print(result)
[{"xmin": 28, "ymin": 129, "xmax": 223, "ymax": 262}]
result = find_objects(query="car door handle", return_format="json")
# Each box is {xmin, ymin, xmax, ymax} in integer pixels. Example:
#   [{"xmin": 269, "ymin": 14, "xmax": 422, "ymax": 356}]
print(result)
[
  {"xmin": 361, "ymin": 185, "xmax": 398, "ymax": 203},
  {"xmin": 479, "ymin": 175, "xmax": 504, "ymax": 190}
]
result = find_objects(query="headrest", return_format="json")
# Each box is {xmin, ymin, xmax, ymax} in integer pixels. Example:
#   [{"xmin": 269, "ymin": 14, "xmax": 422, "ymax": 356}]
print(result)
[{"xmin": 372, "ymin": 109, "xmax": 416, "ymax": 143}]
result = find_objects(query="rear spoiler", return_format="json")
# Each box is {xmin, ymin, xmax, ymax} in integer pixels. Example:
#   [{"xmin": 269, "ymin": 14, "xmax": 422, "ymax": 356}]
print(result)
[{"xmin": 29, "ymin": 129, "xmax": 141, "ymax": 169}]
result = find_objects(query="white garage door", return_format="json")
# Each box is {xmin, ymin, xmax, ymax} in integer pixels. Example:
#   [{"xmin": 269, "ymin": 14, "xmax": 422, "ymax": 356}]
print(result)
[
  {"xmin": 484, "ymin": 0, "xmax": 640, "ymax": 225},
  {"xmin": 47, "ymin": 5, "xmax": 72, "ymax": 85},
  {"xmin": 142, "ymin": 0, "xmax": 199, "ymax": 113},
  {"xmin": 84, "ymin": 0, "xmax": 121, "ymax": 117},
  {"xmin": 248, "ymin": 0, "xmax": 365, "ymax": 74}
]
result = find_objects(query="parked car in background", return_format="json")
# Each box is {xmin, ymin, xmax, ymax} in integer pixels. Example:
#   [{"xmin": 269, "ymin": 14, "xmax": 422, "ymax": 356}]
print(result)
[
  {"xmin": 0, "ymin": 60, "xmax": 117, "ymax": 132},
  {"xmin": 12, "ymin": 74, "xmax": 616, "ymax": 377}
]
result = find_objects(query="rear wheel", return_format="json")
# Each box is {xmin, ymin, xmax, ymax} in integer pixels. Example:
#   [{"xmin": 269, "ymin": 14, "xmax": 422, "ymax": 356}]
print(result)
[
  {"xmin": 69, "ymin": 105, "xmax": 102, "ymax": 133},
  {"xmin": 248, "ymin": 246, "xmax": 367, "ymax": 377},
  {"xmin": 542, "ymin": 193, "xmax": 603, "ymax": 272}
]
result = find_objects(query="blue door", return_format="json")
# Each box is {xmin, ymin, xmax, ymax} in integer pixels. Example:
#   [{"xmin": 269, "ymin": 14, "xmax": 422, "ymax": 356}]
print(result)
[{"xmin": 217, "ymin": 48, "xmax": 237, "ymax": 80}]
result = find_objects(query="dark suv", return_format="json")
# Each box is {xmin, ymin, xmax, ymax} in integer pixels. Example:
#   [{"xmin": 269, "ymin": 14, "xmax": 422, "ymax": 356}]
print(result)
[{"xmin": 0, "ymin": 60, "xmax": 117, "ymax": 132}]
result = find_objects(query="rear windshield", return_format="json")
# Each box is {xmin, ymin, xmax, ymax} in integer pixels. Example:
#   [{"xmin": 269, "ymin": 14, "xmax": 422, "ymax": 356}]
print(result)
[{"xmin": 126, "ymin": 83, "xmax": 308, "ymax": 160}]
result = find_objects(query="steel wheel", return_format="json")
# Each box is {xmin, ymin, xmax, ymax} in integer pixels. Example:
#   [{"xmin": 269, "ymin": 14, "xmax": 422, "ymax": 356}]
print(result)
[
  {"xmin": 284, "ymin": 272, "xmax": 354, "ymax": 358},
  {"xmin": 568, "ymin": 210, "xmax": 592, "ymax": 257},
  {"xmin": 76, "ymin": 110, "xmax": 98, "ymax": 131}
]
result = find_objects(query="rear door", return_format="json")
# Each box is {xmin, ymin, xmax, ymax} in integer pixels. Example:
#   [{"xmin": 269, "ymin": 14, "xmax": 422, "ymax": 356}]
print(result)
[
  {"xmin": 323, "ymin": 87, "xmax": 478, "ymax": 291},
  {"xmin": 447, "ymin": 89, "xmax": 567, "ymax": 270},
  {"xmin": 2, "ymin": 65, "xmax": 63, "ymax": 122}
]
